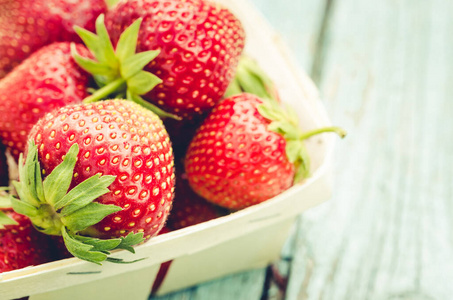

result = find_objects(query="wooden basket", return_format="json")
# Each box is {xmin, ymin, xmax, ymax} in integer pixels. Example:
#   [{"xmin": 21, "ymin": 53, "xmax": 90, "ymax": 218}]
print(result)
[{"xmin": 0, "ymin": 0, "xmax": 336, "ymax": 299}]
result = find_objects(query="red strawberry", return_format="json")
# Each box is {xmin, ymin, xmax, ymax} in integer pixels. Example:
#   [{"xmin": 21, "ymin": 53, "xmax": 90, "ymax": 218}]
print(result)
[
  {"xmin": 72, "ymin": 0, "xmax": 245, "ymax": 120},
  {"xmin": 0, "ymin": 42, "xmax": 91, "ymax": 160},
  {"xmin": 184, "ymin": 93, "xmax": 346, "ymax": 210},
  {"xmin": 0, "ymin": 209, "xmax": 51, "ymax": 272},
  {"xmin": 105, "ymin": 0, "xmax": 245, "ymax": 119},
  {"xmin": 11, "ymin": 99, "xmax": 175, "ymax": 264},
  {"xmin": 0, "ymin": 0, "xmax": 107, "ymax": 78},
  {"xmin": 167, "ymin": 167, "xmax": 226, "ymax": 230}
]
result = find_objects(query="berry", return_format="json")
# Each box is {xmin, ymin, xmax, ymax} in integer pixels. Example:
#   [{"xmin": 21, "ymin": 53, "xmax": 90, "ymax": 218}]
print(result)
[
  {"xmin": 73, "ymin": 0, "xmax": 245, "ymax": 120},
  {"xmin": 0, "ymin": 0, "xmax": 107, "ymax": 77},
  {"xmin": 185, "ymin": 93, "xmax": 346, "ymax": 210},
  {"xmin": 0, "ymin": 42, "xmax": 91, "ymax": 159},
  {"xmin": 11, "ymin": 99, "xmax": 175, "ymax": 264},
  {"xmin": 0, "ymin": 209, "xmax": 51, "ymax": 272},
  {"xmin": 105, "ymin": 0, "xmax": 245, "ymax": 119}
]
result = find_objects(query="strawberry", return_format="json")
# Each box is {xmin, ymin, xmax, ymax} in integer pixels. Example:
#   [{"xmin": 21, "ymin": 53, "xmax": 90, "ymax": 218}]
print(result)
[
  {"xmin": 0, "ymin": 208, "xmax": 51, "ymax": 272},
  {"xmin": 0, "ymin": 0, "xmax": 107, "ymax": 78},
  {"xmin": 0, "ymin": 42, "xmax": 91, "ymax": 160},
  {"xmin": 11, "ymin": 99, "xmax": 175, "ymax": 264},
  {"xmin": 167, "ymin": 167, "xmax": 226, "ymax": 230},
  {"xmin": 72, "ymin": 0, "xmax": 245, "ymax": 120},
  {"xmin": 184, "ymin": 93, "xmax": 346, "ymax": 210}
]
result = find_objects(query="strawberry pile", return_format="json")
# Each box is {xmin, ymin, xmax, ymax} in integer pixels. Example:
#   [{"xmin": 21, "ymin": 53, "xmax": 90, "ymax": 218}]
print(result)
[
  {"xmin": 0, "ymin": 0, "xmax": 344, "ymax": 273},
  {"xmin": 0, "ymin": 0, "xmax": 107, "ymax": 78}
]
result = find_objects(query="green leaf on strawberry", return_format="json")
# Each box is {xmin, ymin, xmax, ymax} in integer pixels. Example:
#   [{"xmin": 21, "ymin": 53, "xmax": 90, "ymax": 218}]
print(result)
[
  {"xmin": 62, "ymin": 229, "xmax": 145, "ymax": 264},
  {"xmin": 224, "ymin": 56, "xmax": 345, "ymax": 181},
  {"xmin": 115, "ymin": 232, "xmax": 146, "ymax": 253},
  {"xmin": 0, "ymin": 190, "xmax": 22, "ymax": 229},
  {"xmin": 56, "ymin": 175, "xmax": 117, "ymax": 216},
  {"xmin": 0, "ymin": 211, "xmax": 18, "ymax": 229},
  {"xmin": 62, "ymin": 202, "xmax": 120, "ymax": 232},
  {"xmin": 61, "ymin": 226, "xmax": 111, "ymax": 264},
  {"xmin": 72, "ymin": 14, "xmax": 178, "ymax": 120},
  {"xmin": 11, "ymin": 141, "xmax": 145, "ymax": 264},
  {"xmin": 224, "ymin": 55, "xmax": 280, "ymax": 102},
  {"xmin": 9, "ymin": 198, "xmax": 39, "ymax": 218},
  {"xmin": 0, "ymin": 188, "xmax": 13, "ymax": 208},
  {"xmin": 105, "ymin": 0, "xmax": 120, "ymax": 8},
  {"xmin": 257, "ymin": 98, "xmax": 346, "ymax": 184}
]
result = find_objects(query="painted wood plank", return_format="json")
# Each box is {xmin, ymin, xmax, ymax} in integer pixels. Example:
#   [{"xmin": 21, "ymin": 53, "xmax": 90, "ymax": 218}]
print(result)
[
  {"xmin": 246, "ymin": 0, "xmax": 328, "ymax": 74},
  {"xmin": 150, "ymin": 269, "xmax": 266, "ymax": 300},
  {"xmin": 284, "ymin": 0, "xmax": 453, "ymax": 299}
]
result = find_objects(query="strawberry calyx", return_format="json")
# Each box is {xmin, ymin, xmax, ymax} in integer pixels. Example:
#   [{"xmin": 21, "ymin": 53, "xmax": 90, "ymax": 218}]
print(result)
[
  {"xmin": 0, "ymin": 187, "xmax": 12, "ymax": 208},
  {"xmin": 257, "ymin": 98, "xmax": 346, "ymax": 183},
  {"xmin": 0, "ymin": 189, "xmax": 19, "ymax": 229},
  {"xmin": 72, "ymin": 14, "xmax": 179, "ymax": 120},
  {"xmin": 0, "ymin": 211, "xmax": 17, "ymax": 229},
  {"xmin": 10, "ymin": 141, "xmax": 145, "ymax": 265},
  {"xmin": 224, "ymin": 55, "xmax": 280, "ymax": 102},
  {"xmin": 105, "ymin": 0, "xmax": 120, "ymax": 8}
]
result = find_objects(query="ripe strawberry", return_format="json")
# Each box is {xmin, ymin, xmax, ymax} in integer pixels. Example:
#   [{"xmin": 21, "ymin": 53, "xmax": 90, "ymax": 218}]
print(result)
[
  {"xmin": 184, "ymin": 93, "xmax": 346, "ymax": 210},
  {"xmin": 0, "ymin": 42, "xmax": 91, "ymax": 160},
  {"xmin": 11, "ymin": 99, "xmax": 175, "ymax": 264},
  {"xmin": 72, "ymin": 0, "xmax": 245, "ymax": 120},
  {"xmin": 0, "ymin": 0, "xmax": 107, "ymax": 78},
  {"xmin": 0, "ymin": 209, "xmax": 51, "ymax": 272},
  {"xmin": 167, "ymin": 167, "xmax": 226, "ymax": 230}
]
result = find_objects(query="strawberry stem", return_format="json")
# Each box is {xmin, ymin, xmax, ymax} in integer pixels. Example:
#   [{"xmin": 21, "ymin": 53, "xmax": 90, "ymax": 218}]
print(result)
[
  {"xmin": 73, "ymin": 15, "xmax": 178, "ymax": 119},
  {"xmin": 0, "ymin": 210, "xmax": 18, "ymax": 229},
  {"xmin": 83, "ymin": 78, "xmax": 126, "ymax": 103},
  {"xmin": 299, "ymin": 126, "xmax": 347, "ymax": 141},
  {"xmin": 257, "ymin": 98, "xmax": 346, "ymax": 183},
  {"xmin": 127, "ymin": 92, "xmax": 181, "ymax": 120}
]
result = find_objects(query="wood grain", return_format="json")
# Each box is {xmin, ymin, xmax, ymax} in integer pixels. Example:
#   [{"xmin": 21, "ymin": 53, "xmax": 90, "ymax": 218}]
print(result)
[
  {"xmin": 150, "ymin": 269, "xmax": 265, "ymax": 300},
  {"xmin": 285, "ymin": 0, "xmax": 453, "ymax": 299}
]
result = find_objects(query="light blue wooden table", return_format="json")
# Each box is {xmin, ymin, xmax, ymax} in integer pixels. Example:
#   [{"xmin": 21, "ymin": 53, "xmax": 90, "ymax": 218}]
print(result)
[{"xmin": 151, "ymin": 0, "xmax": 453, "ymax": 299}]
